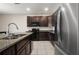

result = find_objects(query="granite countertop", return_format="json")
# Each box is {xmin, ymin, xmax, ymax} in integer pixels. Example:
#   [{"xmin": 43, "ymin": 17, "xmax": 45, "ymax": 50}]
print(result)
[
  {"xmin": 39, "ymin": 30, "xmax": 55, "ymax": 34},
  {"xmin": 0, "ymin": 32, "xmax": 33, "ymax": 52}
]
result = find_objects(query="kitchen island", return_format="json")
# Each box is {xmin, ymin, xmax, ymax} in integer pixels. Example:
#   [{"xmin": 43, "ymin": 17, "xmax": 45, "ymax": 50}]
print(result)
[{"xmin": 0, "ymin": 32, "xmax": 33, "ymax": 55}]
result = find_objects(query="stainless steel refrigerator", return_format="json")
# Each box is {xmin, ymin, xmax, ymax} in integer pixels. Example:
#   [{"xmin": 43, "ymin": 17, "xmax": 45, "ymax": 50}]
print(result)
[{"xmin": 54, "ymin": 3, "xmax": 78, "ymax": 55}]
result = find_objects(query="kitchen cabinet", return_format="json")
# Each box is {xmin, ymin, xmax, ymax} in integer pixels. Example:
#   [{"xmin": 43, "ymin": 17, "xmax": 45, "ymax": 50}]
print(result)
[
  {"xmin": 49, "ymin": 32, "xmax": 57, "ymax": 41},
  {"xmin": 31, "ymin": 31, "xmax": 50, "ymax": 41},
  {"xmin": 17, "ymin": 41, "xmax": 31, "ymax": 55},
  {"xmin": 26, "ymin": 41, "xmax": 31, "ymax": 54},
  {"xmin": 0, "ymin": 35, "xmax": 32, "ymax": 55},
  {"xmin": 17, "ymin": 44, "xmax": 26, "ymax": 55},
  {"xmin": 27, "ymin": 16, "xmax": 32, "ymax": 27},
  {"xmin": 51, "ymin": 10, "xmax": 58, "ymax": 26},
  {"xmin": 39, "ymin": 16, "xmax": 48, "ymax": 27},
  {"xmin": 16, "ymin": 35, "xmax": 32, "ymax": 55},
  {"xmin": 31, "ymin": 30, "xmax": 39, "ymax": 41},
  {"xmin": 27, "ymin": 16, "xmax": 50, "ymax": 27},
  {"xmin": 49, "ymin": 32, "xmax": 57, "ymax": 46},
  {"xmin": 51, "ymin": 15, "xmax": 56, "ymax": 26},
  {"xmin": 16, "ymin": 38, "xmax": 27, "ymax": 52},
  {"xmin": 39, "ymin": 32, "xmax": 49, "ymax": 41},
  {"xmin": 0, "ymin": 46, "xmax": 15, "ymax": 55}
]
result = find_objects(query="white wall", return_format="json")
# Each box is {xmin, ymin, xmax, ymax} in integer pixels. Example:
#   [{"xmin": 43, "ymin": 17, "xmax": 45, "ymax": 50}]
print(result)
[
  {"xmin": 0, "ymin": 14, "xmax": 54, "ymax": 33},
  {"xmin": 0, "ymin": 14, "xmax": 28, "ymax": 32}
]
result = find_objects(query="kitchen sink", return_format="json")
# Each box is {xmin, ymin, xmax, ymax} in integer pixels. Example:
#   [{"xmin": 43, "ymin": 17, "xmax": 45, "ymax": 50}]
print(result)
[{"xmin": 1, "ymin": 34, "xmax": 26, "ymax": 40}]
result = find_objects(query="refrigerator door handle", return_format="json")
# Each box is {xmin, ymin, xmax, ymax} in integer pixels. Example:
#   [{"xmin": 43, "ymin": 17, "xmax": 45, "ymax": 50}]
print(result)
[{"xmin": 57, "ymin": 10, "xmax": 61, "ymax": 44}]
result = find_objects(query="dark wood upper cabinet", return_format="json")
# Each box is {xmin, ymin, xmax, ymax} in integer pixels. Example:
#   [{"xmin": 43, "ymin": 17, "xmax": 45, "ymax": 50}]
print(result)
[
  {"xmin": 39, "ymin": 16, "xmax": 48, "ymax": 27},
  {"xmin": 27, "ymin": 16, "xmax": 50, "ymax": 27},
  {"xmin": 51, "ymin": 14, "xmax": 56, "ymax": 26},
  {"xmin": 51, "ymin": 9, "xmax": 59, "ymax": 26},
  {"xmin": 27, "ymin": 16, "xmax": 32, "ymax": 27}
]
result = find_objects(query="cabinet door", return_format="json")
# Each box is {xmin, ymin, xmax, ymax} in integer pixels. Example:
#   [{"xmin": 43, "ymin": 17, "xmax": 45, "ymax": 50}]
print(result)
[
  {"xmin": 39, "ymin": 32, "xmax": 49, "ymax": 41},
  {"xmin": 26, "ymin": 41, "xmax": 31, "ymax": 55},
  {"xmin": 27, "ymin": 16, "xmax": 40, "ymax": 27},
  {"xmin": 51, "ymin": 13, "xmax": 57, "ymax": 26},
  {"xmin": 31, "ymin": 16, "xmax": 39, "ymax": 22},
  {"xmin": 27, "ymin": 16, "xmax": 49, "ymax": 27},
  {"xmin": 27, "ymin": 16, "xmax": 32, "ymax": 27},
  {"xmin": 17, "ymin": 45, "xmax": 26, "ymax": 55},
  {"xmin": 49, "ymin": 33, "xmax": 56, "ymax": 46},
  {"xmin": 16, "ymin": 38, "xmax": 27, "ymax": 51},
  {"xmin": 19, "ymin": 48, "xmax": 26, "ymax": 55},
  {"xmin": 39, "ymin": 16, "xmax": 48, "ymax": 27}
]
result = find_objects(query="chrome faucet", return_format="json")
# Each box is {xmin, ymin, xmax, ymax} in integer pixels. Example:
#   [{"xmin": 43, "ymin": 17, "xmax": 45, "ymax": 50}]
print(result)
[{"xmin": 8, "ymin": 23, "xmax": 19, "ymax": 36}]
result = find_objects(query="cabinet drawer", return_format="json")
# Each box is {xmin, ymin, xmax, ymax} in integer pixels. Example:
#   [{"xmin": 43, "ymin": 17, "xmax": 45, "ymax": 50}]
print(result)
[{"xmin": 39, "ymin": 32, "xmax": 49, "ymax": 41}]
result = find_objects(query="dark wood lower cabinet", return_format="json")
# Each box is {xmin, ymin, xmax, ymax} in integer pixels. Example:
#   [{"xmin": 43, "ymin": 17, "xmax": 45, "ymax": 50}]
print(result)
[
  {"xmin": 0, "ymin": 35, "xmax": 32, "ymax": 55},
  {"xmin": 16, "ymin": 36, "xmax": 32, "ymax": 55},
  {"xmin": 26, "ymin": 41, "xmax": 31, "ymax": 55},
  {"xmin": 49, "ymin": 32, "xmax": 57, "ymax": 46},
  {"xmin": 17, "ymin": 41, "xmax": 31, "ymax": 55},
  {"xmin": 17, "ymin": 45, "xmax": 26, "ymax": 55},
  {"xmin": 50, "ymin": 33, "xmax": 57, "ymax": 41},
  {"xmin": 0, "ymin": 46, "xmax": 15, "ymax": 55},
  {"xmin": 39, "ymin": 32, "xmax": 50, "ymax": 41},
  {"xmin": 32, "ymin": 32, "xmax": 50, "ymax": 41}
]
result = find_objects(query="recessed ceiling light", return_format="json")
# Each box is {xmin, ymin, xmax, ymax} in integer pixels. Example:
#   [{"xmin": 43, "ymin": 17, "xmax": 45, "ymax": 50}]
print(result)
[
  {"xmin": 26, "ymin": 8, "xmax": 30, "ymax": 11},
  {"xmin": 44, "ymin": 7, "xmax": 49, "ymax": 11}
]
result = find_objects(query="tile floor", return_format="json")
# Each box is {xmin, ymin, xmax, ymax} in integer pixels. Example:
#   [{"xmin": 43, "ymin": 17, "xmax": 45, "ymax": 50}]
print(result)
[{"xmin": 31, "ymin": 41, "xmax": 55, "ymax": 55}]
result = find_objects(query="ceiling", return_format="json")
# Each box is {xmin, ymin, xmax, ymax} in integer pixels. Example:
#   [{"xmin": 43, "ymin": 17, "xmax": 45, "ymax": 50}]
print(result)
[{"xmin": 0, "ymin": 3, "xmax": 61, "ymax": 15}]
